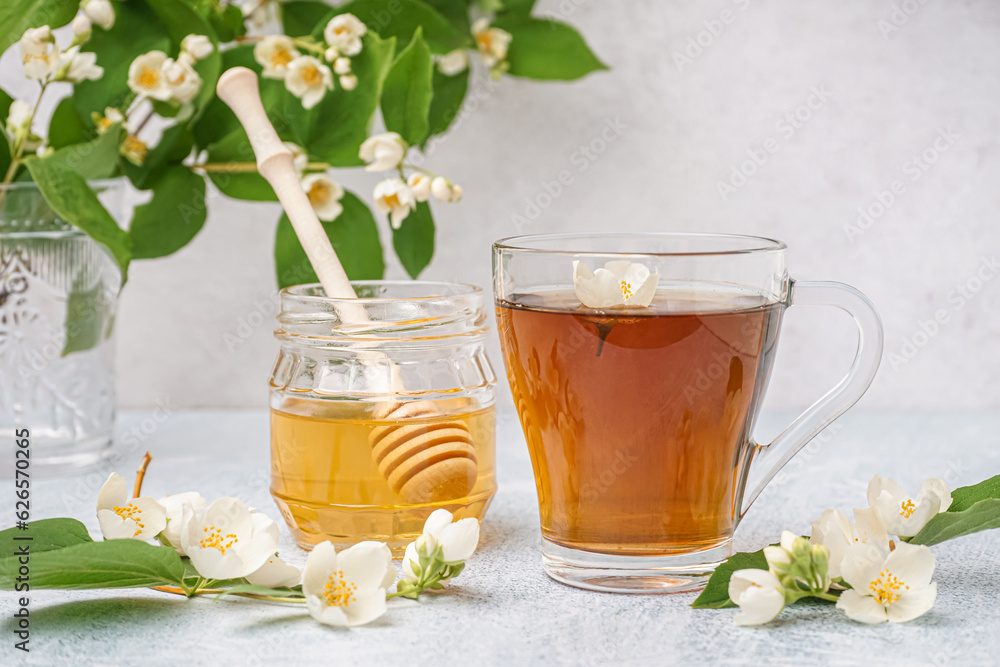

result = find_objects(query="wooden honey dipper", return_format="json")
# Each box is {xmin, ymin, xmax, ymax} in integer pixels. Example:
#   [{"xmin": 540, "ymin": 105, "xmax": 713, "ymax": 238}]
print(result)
[
  {"xmin": 217, "ymin": 68, "xmax": 479, "ymax": 505},
  {"xmin": 369, "ymin": 400, "xmax": 478, "ymax": 504}
]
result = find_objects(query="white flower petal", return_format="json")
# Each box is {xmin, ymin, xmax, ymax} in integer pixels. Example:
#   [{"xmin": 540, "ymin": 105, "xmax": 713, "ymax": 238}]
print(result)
[
  {"xmin": 344, "ymin": 588, "xmax": 387, "ymax": 626},
  {"xmin": 381, "ymin": 550, "xmax": 397, "ymax": 590},
  {"xmin": 302, "ymin": 541, "xmax": 340, "ymax": 597},
  {"xmin": 762, "ymin": 545, "xmax": 790, "ymax": 570},
  {"xmin": 423, "ymin": 509, "xmax": 455, "ymax": 540},
  {"xmin": 129, "ymin": 497, "xmax": 167, "ymax": 540},
  {"xmin": 836, "ymin": 589, "xmax": 888, "ymax": 624},
  {"xmin": 401, "ymin": 542, "xmax": 420, "ymax": 582},
  {"xmin": 97, "ymin": 508, "xmax": 133, "ymax": 540},
  {"xmin": 247, "ymin": 556, "xmax": 302, "ymax": 588},
  {"xmin": 885, "ymin": 542, "xmax": 936, "ymax": 589},
  {"xmin": 779, "ymin": 530, "xmax": 799, "ymax": 552},
  {"xmin": 438, "ymin": 518, "xmax": 479, "ymax": 563},
  {"xmin": 307, "ymin": 594, "xmax": 349, "ymax": 626},
  {"xmin": 887, "ymin": 582, "xmax": 936, "ymax": 623},
  {"xmin": 337, "ymin": 541, "xmax": 394, "ymax": 591},
  {"xmin": 96, "ymin": 472, "xmax": 127, "ymax": 511},
  {"xmin": 918, "ymin": 478, "xmax": 952, "ymax": 513}
]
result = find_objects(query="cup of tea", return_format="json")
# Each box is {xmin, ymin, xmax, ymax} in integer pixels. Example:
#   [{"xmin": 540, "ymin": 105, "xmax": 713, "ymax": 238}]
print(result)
[{"xmin": 493, "ymin": 233, "xmax": 883, "ymax": 593}]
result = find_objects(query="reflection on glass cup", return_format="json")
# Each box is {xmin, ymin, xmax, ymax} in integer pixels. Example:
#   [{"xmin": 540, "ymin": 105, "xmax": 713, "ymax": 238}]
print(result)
[{"xmin": 493, "ymin": 233, "xmax": 883, "ymax": 593}]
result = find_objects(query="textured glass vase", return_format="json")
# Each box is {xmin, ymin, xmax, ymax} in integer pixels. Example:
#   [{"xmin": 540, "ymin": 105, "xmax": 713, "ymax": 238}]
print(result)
[{"xmin": 0, "ymin": 180, "xmax": 123, "ymax": 475}]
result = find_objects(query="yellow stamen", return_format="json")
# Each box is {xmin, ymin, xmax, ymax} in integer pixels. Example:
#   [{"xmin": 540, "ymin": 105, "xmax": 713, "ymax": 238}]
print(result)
[
  {"xmin": 620, "ymin": 281, "xmax": 633, "ymax": 300},
  {"xmin": 138, "ymin": 67, "xmax": 160, "ymax": 90},
  {"xmin": 899, "ymin": 499, "xmax": 916, "ymax": 519},
  {"xmin": 199, "ymin": 525, "xmax": 239, "ymax": 555},
  {"xmin": 270, "ymin": 48, "xmax": 292, "ymax": 69},
  {"xmin": 307, "ymin": 181, "xmax": 331, "ymax": 206},
  {"xmin": 301, "ymin": 65, "xmax": 321, "ymax": 86},
  {"xmin": 382, "ymin": 193, "xmax": 401, "ymax": 209},
  {"xmin": 112, "ymin": 503, "xmax": 146, "ymax": 537},
  {"xmin": 122, "ymin": 136, "xmax": 148, "ymax": 164},
  {"xmin": 322, "ymin": 569, "xmax": 358, "ymax": 607},
  {"xmin": 868, "ymin": 568, "xmax": 908, "ymax": 606}
]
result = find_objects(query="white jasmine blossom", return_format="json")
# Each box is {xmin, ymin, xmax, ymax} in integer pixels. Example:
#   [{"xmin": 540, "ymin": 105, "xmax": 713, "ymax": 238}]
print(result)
[
  {"xmin": 83, "ymin": 0, "xmax": 116, "ymax": 30},
  {"xmin": 56, "ymin": 46, "xmax": 103, "ymax": 83},
  {"xmin": 333, "ymin": 57, "xmax": 351, "ymax": 75},
  {"xmin": 121, "ymin": 135, "xmax": 149, "ymax": 165},
  {"xmin": 127, "ymin": 51, "xmax": 173, "ymax": 101},
  {"xmin": 430, "ymin": 176, "xmax": 462, "ymax": 203},
  {"xmin": 5, "ymin": 101, "xmax": 36, "ymax": 147},
  {"xmin": 407, "ymin": 173, "xmax": 432, "ymax": 202},
  {"xmin": 810, "ymin": 507, "xmax": 889, "ymax": 579},
  {"xmin": 254, "ymin": 35, "xmax": 300, "ymax": 80},
  {"xmin": 20, "ymin": 26, "xmax": 60, "ymax": 80},
  {"xmin": 96, "ymin": 473, "xmax": 167, "ymax": 541},
  {"xmin": 472, "ymin": 18, "xmax": 511, "ymax": 71},
  {"xmin": 303, "ymin": 541, "xmax": 395, "ymax": 627},
  {"xmin": 156, "ymin": 491, "xmax": 207, "ymax": 555},
  {"xmin": 438, "ymin": 49, "xmax": 469, "ymax": 76},
  {"xmin": 402, "ymin": 509, "xmax": 480, "ymax": 586},
  {"xmin": 572, "ymin": 260, "xmax": 660, "ymax": 309},
  {"xmin": 162, "ymin": 57, "xmax": 203, "ymax": 104},
  {"xmin": 359, "ymin": 132, "xmax": 406, "ymax": 172},
  {"xmin": 180, "ymin": 498, "xmax": 280, "ymax": 580},
  {"xmin": 373, "ymin": 178, "xmax": 416, "ymax": 229},
  {"xmin": 324, "ymin": 14, "xmax": 366, "ymax": 57},
  {"xmin": 339, "ymin": 74, "xmax": 358, "ymax": 91},
  {"xmin": 181, "ymin": 34, "xmax": 214, "ymax": 61},
  {"xmin": 72, "ymin": 14, "xmax": 93, "ymax": 43},
  {"xmin": 247, "ymin": 555, "xmax": 302, "ymax": 588},
  {"xmin": 93, "ymin": 107, "xmax": 124, "ymax": 135},
  {"xmin": 284, "ymin": 141, "xmax": 308, "ymax": 175},
  {"xmin": 301, "ymin": 173, "xmax": 344, "ymax": 222},
  {"xmin": 836, "ymin": 541, "xmax": 937, "ymax": 624},
  {"xmin": 867, "ymin": 475, "xmax": 952, "ymax": 539},
  {"xmin": 285, "ymin": 56, "xmax": 333, "ymax": 110},
  {"xmin": 729, "ymin": 569, "xmax": 786, "ymax": 626}
]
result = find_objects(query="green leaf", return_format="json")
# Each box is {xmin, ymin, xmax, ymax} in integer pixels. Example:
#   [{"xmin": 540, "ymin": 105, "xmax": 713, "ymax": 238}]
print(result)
[
  {"xmin": 123, "ymin": 120, "xmax": 195, "ymax": 191},
  {"xmin": 274, "ymin": 191, "xmax": 385, "ymax": 287},
  {"xmin": 208, "ymin": 3, "xmax": 246, "ymax": 42},
  {"xmin": 303, "ymin": 32, "xmax": 396, "ymax": 167},
  {"xmin": 381, "ymin": 28, "xmax": 434, "ymax": 146},
  {"xmin": 143, "ymin": 0, "xmax": 222, "ymax": 112},
  {"xmin": 48, "ymin": 98, "xmax": 91, "ymax": 150},
  {"xmin": 907, "ymin": 475, "xmax": 1000, "ymax": 546},
  {"xmin": 62, "ymin": 274, "xmax": 112, "ymax": 355},
  {"xmin": 425, "ymin": 66, "xmax": 468, "ymax": 144},
  {"xmin": 0, "ymin": 88, "xmax": 12, "ymax": 177},
  {"xmin": 908, "ymin": 499, "xmax": 1000, "ymax": 546},
  {"xmin": 498, "ymin": 0, "xmax": 535, "ymax": 14},
  {"xmin": 214, "ymin": 584, "xmax": 305, "ymax": 598},
  {"xmin": 420, "ymin": 0, "xmax": 471, "ymax": 34},
  {"xmin": 691, "ymin": 549, "xmax": 767, "ymax": 609},
  {"xmin": 74, "ymin": 1, "xmax": 171, "ymax": 121},
  {"xmin": 205, "ymin": 129, "xmax": 275, "ymax": 201},
  {"xmin": 0, "ymin": 539, "xmax": 185, "ymax": 590},
  {"xmin": 949, "ymin": 474, "xmax": 1000, "ymax": 511},
  {"xmin": 324, "ymin": 0, "xmax": 468, "ymax": 53},
  {"xmin": 0, "ymin": 0, "xmax": 79, "ymax": 57},
  {"xmin": 491, "ymin": 17, "xmax": 607, "ymax": 80},
  {"xmin": 25, "ymin": 159, "xmax": 131, "ymax": 285},
  {"xmin": 44, "ymin": 126, "xmax": 124, "ymax": 180},
  {"xmin": 0, "ymin": 518, "xmax": 93, "ymax": 555},
  {"xmin": 129, "ymin": 166, "xmax": 207, "ymax": 259},
  {"xmin": 281, "ymin": 0, "xmax": 334, "ymax": 37},
  {"xmin": 391, "ymin": 201, "xmax": 434, "ymax": 278}
]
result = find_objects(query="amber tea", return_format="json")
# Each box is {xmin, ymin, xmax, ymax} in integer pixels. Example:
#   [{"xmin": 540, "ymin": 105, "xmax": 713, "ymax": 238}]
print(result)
[{"xmin": 497, "ymin": 288, "xmax": 783, "ymax": 556}]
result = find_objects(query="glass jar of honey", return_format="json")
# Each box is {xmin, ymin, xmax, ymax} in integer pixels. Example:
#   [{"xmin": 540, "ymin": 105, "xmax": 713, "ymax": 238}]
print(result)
[{"xmin": 269, "ymin": 281, "xmax": 497, "ymax": 554}]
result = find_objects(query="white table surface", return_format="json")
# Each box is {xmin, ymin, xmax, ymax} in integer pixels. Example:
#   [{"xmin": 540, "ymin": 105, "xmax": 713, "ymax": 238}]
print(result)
[{"xmin": 7, "ymin": 409, "xmax": 1000, "ymax": 667}]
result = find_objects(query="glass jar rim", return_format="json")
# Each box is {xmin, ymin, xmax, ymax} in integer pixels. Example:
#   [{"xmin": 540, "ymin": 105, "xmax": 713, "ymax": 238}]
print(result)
[
  {"xmin": 0, "ymin": 177, "xmax": 123, "ymax": 193},
  {"xmin": 281, "ymin": 280, "xmax": 483, "ymax": 304},
  {"xmin": 493, "ymin": 232, "xmax": 787, "ymax": 257}
]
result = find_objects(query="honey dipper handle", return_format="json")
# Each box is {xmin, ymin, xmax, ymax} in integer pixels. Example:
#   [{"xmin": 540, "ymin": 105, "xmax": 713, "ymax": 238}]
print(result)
[{"xmin": 216, "ymin": 67, "xmax": 355, "ymax": 300}]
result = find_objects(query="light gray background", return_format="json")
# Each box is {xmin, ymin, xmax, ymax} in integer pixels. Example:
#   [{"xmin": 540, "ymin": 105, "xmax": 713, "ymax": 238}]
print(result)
[{"xmin": 6, "ymin": 0, "xmax": 1000, "ymax": 410}]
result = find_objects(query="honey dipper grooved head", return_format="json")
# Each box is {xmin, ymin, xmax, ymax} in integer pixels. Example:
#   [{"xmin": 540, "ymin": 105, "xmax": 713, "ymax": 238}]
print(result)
[{"xmin": 368, "ymin": 401, "xmax": 479, "ymax": 504}]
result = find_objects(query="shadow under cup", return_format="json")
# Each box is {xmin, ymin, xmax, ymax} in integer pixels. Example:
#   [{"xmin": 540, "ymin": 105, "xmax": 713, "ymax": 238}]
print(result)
[{"xmin": 493, "ymin": 233, "xmax": 883, "ymax": 594}]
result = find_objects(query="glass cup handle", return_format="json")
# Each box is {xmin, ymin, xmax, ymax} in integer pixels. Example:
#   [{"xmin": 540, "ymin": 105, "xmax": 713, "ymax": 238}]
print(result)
[{"xmin": 740, "ymin": 279, "xmax": 884, "ymax": 517}]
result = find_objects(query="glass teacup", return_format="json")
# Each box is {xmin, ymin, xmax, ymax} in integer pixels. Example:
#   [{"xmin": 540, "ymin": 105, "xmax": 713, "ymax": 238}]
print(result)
[{"xmin": 493, "ymin": 233, "xmax": 883, "ymax": 593}]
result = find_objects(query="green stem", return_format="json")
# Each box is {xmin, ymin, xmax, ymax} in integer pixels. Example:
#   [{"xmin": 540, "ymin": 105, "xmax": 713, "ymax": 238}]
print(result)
[
  {"xmin": 813, "ymin": 591, "xmax": 840, "ymax": 603},
  {"xmin": 192, "ymin": 161, "xmax": 331, "ymax": 173},
  {"xmin": 402, "ymin": 163, "xmax": 441, "ymax": 179},
  {"xmin": 2, "ymin": 81, "xmax": 49, "ymax": 186}
]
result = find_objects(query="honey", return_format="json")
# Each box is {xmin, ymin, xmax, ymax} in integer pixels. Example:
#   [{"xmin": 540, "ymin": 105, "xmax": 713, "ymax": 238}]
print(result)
[{"xmin": 270, "ymin": 396, "xmax": 497, "ymax": 554}]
